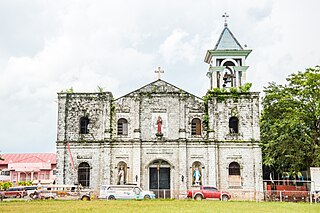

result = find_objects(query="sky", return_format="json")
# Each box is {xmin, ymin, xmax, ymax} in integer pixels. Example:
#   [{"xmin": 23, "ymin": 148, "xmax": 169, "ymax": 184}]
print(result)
[{"xmin": 0, "ymin": 0, "xmax": 319, "ymax": 153}]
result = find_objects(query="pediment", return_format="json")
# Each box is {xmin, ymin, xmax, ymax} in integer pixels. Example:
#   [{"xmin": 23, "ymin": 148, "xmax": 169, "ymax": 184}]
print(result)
[{"xmin": 117, "ymin": 79, "xmax": 200, "ymax": 99}]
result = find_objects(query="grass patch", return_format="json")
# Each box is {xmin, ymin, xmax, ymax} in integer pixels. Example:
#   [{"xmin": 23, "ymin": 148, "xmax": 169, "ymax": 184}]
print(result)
[{"xmin": 1, "ymin": 199, "xmax": 320, "ymax": 213}]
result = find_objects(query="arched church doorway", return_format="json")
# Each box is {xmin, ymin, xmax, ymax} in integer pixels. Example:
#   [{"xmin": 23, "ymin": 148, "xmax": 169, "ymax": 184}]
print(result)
[{"xmin": 149, "ymin": 159, "xmax": 171, "ymax": 198}]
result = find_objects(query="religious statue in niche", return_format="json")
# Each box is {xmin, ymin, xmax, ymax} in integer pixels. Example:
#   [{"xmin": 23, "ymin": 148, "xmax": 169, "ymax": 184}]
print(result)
[
  {"xmin": 156, "ymin": 116, "xmax": 163, "ymax": 137},
  {"xmin": 118, "ymin": 166, "xmax": 125, "ymax": 185},
  {"xmin": 192, "ymin": 163, "xmax": 202, "ymax": 186}
]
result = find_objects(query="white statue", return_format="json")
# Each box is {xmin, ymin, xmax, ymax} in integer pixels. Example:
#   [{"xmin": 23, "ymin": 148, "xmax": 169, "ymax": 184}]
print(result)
[
  {"xmin": 118, "ymin": 167, "xmax": 125, "ymax": 184},
  {"xmin": 193, "ymin": 166, "xmax": 201, "ymax": 185}
]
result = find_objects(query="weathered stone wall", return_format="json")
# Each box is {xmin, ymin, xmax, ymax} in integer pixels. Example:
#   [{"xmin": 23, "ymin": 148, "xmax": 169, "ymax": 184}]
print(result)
[
  {"xmin": 56, "ymin": 81, "xmax": 263, "ymax": 199},
  {"xmin": 56, "ymin": 141, "xmax": 103, "ymax": 190},
  {"xmin": 216, "ymin": 142, "xmax": 261, "ymax": 189},
  {"xmin": 208, "ymin": 92, "xmax": 260, "ymax": 141},
  {"xmin": 57, "ymin": 92, "xmax": 113, "ymax": 142},
  {"xmin": 113, "ymin": 80, "xmax": 204, "ymax": 141}
]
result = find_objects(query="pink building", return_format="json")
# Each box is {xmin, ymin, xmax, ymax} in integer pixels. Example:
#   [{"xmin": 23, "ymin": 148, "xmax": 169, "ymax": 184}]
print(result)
[{"xmin": 0, "ymin": 153, "xmax": 56, "ymax": 184}]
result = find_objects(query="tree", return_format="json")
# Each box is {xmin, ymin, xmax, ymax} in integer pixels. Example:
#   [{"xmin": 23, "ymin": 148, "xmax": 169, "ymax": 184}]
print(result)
[
  {"xmin": 261, "ymin": 66, "xmax": 320, "ymax": 176},
  {"xmin": 3, "ymin": 182, "xmax": 12, "ymax": 190}
]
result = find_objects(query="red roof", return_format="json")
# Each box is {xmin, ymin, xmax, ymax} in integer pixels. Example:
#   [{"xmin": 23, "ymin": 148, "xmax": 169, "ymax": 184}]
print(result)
[{"xmin": 0, "ymin": 153, "xmax": 56, "ymax": 165}]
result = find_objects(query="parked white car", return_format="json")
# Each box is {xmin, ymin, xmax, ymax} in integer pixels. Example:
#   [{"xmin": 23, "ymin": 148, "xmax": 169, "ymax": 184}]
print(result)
[{"xmin": 99, "ymin": 185, "xmax": 156, "ymax": 200}]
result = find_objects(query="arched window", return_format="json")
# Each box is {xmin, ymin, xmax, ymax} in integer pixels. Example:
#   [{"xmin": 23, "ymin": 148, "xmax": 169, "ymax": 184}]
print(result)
[
  {"xmin": 80, "ymin": 117, "xmax": 89, "ymax": 134},
  {"xmin": 78, "ymin": 162, "xmax": 90, "ymax": 187},
  {"xmin": 191, "ymin": 118, "xmax": 201, "ymax": 136},
  {"xmin": 229, "ymin": 162, "xmax": 240, "ymax": 176},
  {"xmin": 229, "ymin": 117, "xmax": 239, "ymax": 133},
  {"xmin": 117, "ymin": 118, "xmax": 128, "ymax": 135}
]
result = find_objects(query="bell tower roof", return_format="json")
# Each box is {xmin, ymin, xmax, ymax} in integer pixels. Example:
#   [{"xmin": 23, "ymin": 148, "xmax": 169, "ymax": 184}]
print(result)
[
  {"xmin": 214, "ymin": 26, "xmax": 243, "ymax": 51},
  {"xmin": 204, "ymin": 22, "xmax": 252, "ymax": 64}
]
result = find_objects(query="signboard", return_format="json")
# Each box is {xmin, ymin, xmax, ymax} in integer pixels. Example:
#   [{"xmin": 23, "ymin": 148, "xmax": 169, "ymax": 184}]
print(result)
[{"xmin": 310, "ymin": 167, "xmax": 320, "ymax": 192}]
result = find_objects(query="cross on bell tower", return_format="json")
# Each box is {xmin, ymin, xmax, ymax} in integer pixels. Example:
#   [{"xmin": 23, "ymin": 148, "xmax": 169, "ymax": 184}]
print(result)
[
  {"xmin": 222, "ymin": 12, "xmax": 229, "ymax": 27},
  {"xmin": 154, "ymin": 67, "xmax": 164, "ymax": 80}
]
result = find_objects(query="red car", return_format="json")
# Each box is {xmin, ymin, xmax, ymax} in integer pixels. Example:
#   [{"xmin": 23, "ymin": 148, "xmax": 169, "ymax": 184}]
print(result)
[
  {"xmin": 2, "ymin": 187, "xmax": 27, "ymax": 198},
  {"xmin": 187, "ymin": 186, "xmax": 231, "ymax": 201}
]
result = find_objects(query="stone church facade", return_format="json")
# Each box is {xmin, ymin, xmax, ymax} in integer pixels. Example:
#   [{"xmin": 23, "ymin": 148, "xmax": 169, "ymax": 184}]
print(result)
[{"xmin": 56, "ymin": 22, "xmax": 263, "ymax": 199}]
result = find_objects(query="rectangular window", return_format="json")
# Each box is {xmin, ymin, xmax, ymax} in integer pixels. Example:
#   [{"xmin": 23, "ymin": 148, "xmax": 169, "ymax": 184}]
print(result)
[{"xmin": 1, "ymin": 171, "xmax": 10, "ymax": 176}]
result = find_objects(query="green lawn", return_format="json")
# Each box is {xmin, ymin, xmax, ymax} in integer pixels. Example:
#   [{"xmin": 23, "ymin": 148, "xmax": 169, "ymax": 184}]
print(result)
[{"xmin": 1, "ymin": 200, "xmax": 320, "ymax": 213}]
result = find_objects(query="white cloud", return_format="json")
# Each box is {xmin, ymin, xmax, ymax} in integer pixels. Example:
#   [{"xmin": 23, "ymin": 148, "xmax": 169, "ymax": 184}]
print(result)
[
  {"xmin": 0, "ymin": 0, "xmax": 319, "ymax": 153},
  {"xmin": 159, "ymin": 29, "xmax": 200, "ymax": 64}
]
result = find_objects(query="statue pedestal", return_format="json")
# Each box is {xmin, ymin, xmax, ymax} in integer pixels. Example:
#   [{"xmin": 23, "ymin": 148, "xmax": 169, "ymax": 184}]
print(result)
[
  {"xmin": 156, "ymin": 133, "xmax": 163, "ymax": 137},
  {"xmin": 194, "ymin": 182, "xmax": 200, "ymax": 186},
  {"xmin": 156, "ymin": 133, "xmax": 163, "ymax": 140}
]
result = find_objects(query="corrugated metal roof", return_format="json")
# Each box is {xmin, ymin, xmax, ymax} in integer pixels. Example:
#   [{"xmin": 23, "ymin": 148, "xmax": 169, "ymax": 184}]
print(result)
[
  {"xmin": 214, "ymin": 27, "xmax": 243, "ymax": 50},
  {"xmin": 0, "ymin": 153, "xmax": 56, "ymax": 165}
]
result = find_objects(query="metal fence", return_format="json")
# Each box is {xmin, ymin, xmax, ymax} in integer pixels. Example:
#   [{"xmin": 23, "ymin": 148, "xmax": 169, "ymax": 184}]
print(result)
[
  {"xmin": 150, "ymin": 189, "xmax": 265, "ymax": 201},
  {"xmin": 263, "ymin": 180, "xmax": 320, "ymax": 203},
  {"xmin": 147, "ymin": 180, "xmax": 320, "ymax": 203}
]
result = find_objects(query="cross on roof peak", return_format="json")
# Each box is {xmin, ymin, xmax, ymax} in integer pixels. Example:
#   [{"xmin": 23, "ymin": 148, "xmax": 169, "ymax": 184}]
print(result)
[
  {"xmin": 222, "ymin": 12, "xmax": 229, "ymax": 27},
  {"xmin": 154, "ymin": 67, "xmax": 164, "ymax": 80}
]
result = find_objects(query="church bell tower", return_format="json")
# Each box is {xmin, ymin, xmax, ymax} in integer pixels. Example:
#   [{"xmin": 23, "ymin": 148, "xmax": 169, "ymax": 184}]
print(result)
[{"xmin": 204, "ymin": 13, "xmax": 252, "ymax": 89}]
